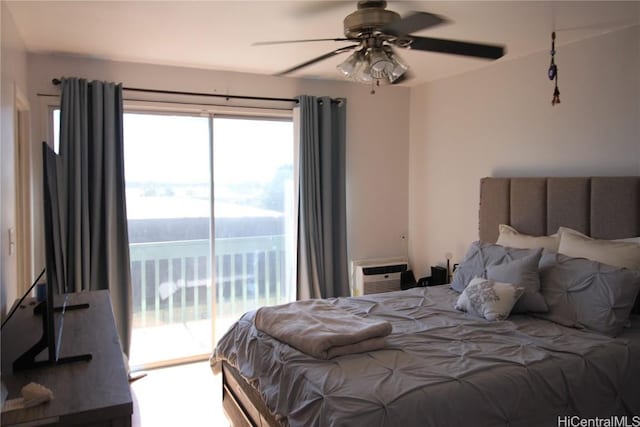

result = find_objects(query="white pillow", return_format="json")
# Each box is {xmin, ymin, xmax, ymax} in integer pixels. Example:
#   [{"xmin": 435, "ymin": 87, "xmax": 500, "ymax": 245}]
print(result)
[
  {"xmin": 558, "ymin": 227, "xmax": 640, "ymax": 245},
  {"xmin": 558, "ymin": 228, "xmax": 640, "ymax": 270},
  {"xmin": 496, "ymin": 224, "xmax": 559, "ymax": 252},
  {"xmin": 557, "ymin": 227, "xmax": 589, "ymax": 239},
  {"xmin": 454, "ymin": 277, "xmax": 524, "ymax": 321}
]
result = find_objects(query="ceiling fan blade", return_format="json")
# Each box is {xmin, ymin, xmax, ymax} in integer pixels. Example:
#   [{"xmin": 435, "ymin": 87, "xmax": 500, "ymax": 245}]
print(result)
[
  {"xmin": 407, "ymin": 36, "xmax": 505, "ymax": 60},
  {"xmin": 382, "ymin": 11, "xmax": 448, "ymax": 36},
  {"xmin": 276, "ymin": 45, "xmax": 360, "ymax": 76},
  {"xmin": 253, "ymin": 38, "xmax": 353, "ymax": 46}
]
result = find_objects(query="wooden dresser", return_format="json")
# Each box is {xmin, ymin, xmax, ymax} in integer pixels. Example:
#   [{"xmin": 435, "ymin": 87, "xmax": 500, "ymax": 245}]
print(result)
[{"xmin": 1, "ymin": 290, "xmax": 132, "ymax": 426}]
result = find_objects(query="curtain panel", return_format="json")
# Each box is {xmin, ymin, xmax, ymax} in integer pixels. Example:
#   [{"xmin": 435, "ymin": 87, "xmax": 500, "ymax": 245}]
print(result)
[
  {"xmin": 296, "ymin": 95, "xmax": 349, "ymax": 299},
  {"xmin": 58, "ymin": 77, "xmax": 132, "ymax": 356}
]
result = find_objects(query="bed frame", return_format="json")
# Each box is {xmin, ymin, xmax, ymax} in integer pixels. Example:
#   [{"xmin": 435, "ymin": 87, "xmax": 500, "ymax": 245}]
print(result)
[
  {"xmin": 479, "ymin": 177, "xmax": 640, "ymax": 242},
  {"xmin": 221, "ymin": 176, "xmax": 640, "ymax": 427},
  {"xmin": 221, "ymin": 361, "xmax": 282, "ymax": 427}
]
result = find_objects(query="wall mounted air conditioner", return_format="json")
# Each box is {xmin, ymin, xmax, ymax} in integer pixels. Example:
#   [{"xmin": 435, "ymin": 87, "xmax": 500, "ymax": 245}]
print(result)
[{"xmin": 350, "ymin": 258, "xmax": 408, "ymax": 296}]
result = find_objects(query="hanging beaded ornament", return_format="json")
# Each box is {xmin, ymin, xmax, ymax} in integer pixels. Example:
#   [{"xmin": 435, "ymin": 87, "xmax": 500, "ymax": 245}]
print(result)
[{"xmin": 548, "ymin": 32, "xmax": 560, "ymax": 105}]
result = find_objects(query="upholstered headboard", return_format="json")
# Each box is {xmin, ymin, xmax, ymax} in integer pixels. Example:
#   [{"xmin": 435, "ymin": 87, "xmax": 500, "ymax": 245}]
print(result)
[{"xmin": 479, "ymin": 177, "xmax": 640, "ymax": 243}]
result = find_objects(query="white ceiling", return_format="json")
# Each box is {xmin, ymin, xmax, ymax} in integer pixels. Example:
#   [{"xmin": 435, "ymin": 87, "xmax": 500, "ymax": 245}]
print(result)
[{"xmin": 5, "ymin": 1, "xmax": 640, "ymax": 87}]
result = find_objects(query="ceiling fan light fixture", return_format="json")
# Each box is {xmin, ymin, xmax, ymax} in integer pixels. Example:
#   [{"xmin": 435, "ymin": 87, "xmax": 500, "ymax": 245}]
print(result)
[
  {"xmin": 368, "ymin": 48, "xmax": 395, "ymax": 80},
  {"xmin": 337, "ymin": 50, "xmax": 372, "ymax": 83},
  {"xmin": 337, "ymin": 47, "xmax": 408, "ymax": 84},
  {"xmin": 337, "ymin": 50, "xmax": 364, "ymax": 77},
  {"xmin": 385, "ymin": 48, "xmax": 409, "ymax": 83}
]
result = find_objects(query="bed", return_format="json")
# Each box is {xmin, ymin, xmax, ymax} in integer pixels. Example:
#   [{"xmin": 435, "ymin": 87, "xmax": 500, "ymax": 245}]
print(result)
[{"xmin": 210, "ymin": 176, "xmax": 640, "ymax": 427}]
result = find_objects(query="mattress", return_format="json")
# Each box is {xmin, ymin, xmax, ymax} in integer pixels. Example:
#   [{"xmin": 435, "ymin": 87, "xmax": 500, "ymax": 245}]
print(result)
[{"xmin": 211, "ymin": 285, "xmax": 640, "ymax": 427}]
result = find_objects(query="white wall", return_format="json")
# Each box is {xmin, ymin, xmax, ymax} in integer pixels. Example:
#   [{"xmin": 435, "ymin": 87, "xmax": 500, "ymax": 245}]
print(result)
[
  {"xmin": 26, "ymin": 54, "xmax": 411, "ymax": 283},
  {"xmin": 1, "ymin": 1, "xmax": 29, "ymax": 318},
  {"xmin": 408, "ymin": 25, "xmax": 640, "ymax": 277},
  {"xmin": 21, "ymin": 26, "xmax": 640, "ymax": 299}
]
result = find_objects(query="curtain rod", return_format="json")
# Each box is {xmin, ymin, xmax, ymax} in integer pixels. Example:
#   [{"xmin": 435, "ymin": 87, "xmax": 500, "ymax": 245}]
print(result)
[{"xmin": 51, "ymin": 78, "xmax": 301, "ymax": 104}]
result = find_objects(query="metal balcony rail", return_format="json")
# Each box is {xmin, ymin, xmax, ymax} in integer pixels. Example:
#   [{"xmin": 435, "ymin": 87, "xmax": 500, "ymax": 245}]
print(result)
[{"xmin": 129, "ymin": 235, "xmax": 288, "ymax": 328}]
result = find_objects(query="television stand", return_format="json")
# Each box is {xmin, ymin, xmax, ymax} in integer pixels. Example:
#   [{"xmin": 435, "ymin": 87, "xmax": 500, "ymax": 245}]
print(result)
[
  {"xmin": 36, "ymin": 302, "xmax": 90, "ymax": 314},
  {"xmin": 13, "ymin": 300, "xmax": 92, "ymax": 371},
  {"xmin": 1, "ymin": 290, "xmax": 132, "ymax": 427}
]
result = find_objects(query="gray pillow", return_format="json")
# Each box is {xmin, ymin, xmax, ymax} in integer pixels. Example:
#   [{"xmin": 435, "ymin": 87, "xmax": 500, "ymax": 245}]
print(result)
[
  {"xmin": 486, "ymin": 249, "xmax": 547, "ymax": 313},
  {"xmin": 451, "ymin": 241, "xmax": 542, "ymax": 293},
  {"xmin": 536, "ymin": 251, "xmax": 640, "ymax": 337}
]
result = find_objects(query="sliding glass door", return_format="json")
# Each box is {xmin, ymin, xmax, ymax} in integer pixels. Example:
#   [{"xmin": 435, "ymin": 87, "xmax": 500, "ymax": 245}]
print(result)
[
  {"xmin": 124, "ymin": 110, "xmax": 295, "ymax": 369},
  {"xmin": 125, "ymin": 113, "xmax": 213, "ymax": 367},
  {"xmin": 213, "ymin": 117, "xmax": 295, "ymax": 336}
]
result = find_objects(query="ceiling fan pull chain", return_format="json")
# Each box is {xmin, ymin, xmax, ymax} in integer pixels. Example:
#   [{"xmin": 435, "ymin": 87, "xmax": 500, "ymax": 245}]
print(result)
[
  {"xmin": 548, "ymin": 32, "xmax": 560, "ymax": 106},
  {"xmin": 370, "ymin": 79, "xmax": 380, "ymax": 95}
]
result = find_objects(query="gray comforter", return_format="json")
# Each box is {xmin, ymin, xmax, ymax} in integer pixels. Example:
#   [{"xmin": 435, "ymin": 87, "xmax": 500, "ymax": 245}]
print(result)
[{"xmin": 211, "ymin": 285, "xmax": 640, "ymax": 427}]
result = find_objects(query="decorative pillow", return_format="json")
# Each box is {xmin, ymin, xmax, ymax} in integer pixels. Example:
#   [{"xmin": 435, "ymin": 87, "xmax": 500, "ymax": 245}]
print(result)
[
  {"xmin": 486, "ymin": 249, "xmax": 547, "ymax": 313},
  {"xmin": 455, "ymin": 277, "xmax": 524, "ymax": 321},
  {"xmin": 451, "ymin": 241, "xmax": 541, "ymax": 293},
  {"xmin": 558, "ymin": 228, "xmax": 640, "ymax": 270},
  {"xmin": 496, "ymin": 224, "xmax": 559, "ymax": 252},
  {"xmin": 537, "ymin": 251, "xmax": 640, "ymax": 337}
]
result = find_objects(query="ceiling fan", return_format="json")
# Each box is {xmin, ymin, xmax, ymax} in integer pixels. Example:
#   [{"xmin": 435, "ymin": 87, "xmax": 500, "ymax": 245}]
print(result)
[{"xmin": 255, "ymin": 0, "xmax": 506, "ymax": 85}]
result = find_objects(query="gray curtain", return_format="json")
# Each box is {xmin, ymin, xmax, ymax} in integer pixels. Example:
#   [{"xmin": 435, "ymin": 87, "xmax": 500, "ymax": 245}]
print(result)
[
  {"xmin": 296, "ymin": 95, "xmax": 349, "ymax": 299},
  {"xmin": 58, "ymin": 77, "xmax": 132, "ymax": 356}
]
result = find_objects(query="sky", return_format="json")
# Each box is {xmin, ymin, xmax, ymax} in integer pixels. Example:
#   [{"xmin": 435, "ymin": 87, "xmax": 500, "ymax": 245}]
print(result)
[
  {"xmin": 55, "ymin": 109, "xmax": 294, "ymax": 186},
  {"xmin": 123, "ymin": 113, "xmax": 293, "ymax": 186}
]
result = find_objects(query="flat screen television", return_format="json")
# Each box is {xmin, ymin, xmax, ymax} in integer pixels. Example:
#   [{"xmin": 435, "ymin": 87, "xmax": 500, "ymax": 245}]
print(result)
[{"xmin": 12, "ymin": 142, "xmax": 92, "ymax": 371}]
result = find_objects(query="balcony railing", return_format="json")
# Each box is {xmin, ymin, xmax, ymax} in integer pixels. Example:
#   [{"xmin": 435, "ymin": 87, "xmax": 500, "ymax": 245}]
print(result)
[{"xmin": 129, "ymin": 235, "xmax": 289, "ymax": 328}]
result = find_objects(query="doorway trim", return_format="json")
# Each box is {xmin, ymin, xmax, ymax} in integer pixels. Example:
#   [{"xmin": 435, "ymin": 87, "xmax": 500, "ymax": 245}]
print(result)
[{"xmin": 14, "ymin": 85, "xmax": 33, "ymax": 293}]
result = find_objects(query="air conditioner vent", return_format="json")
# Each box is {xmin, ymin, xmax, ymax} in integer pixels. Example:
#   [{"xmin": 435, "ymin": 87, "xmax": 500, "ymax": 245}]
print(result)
[{"xmin": 350, "ymin": 258, "xmax": 408, "ymax": 296}]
